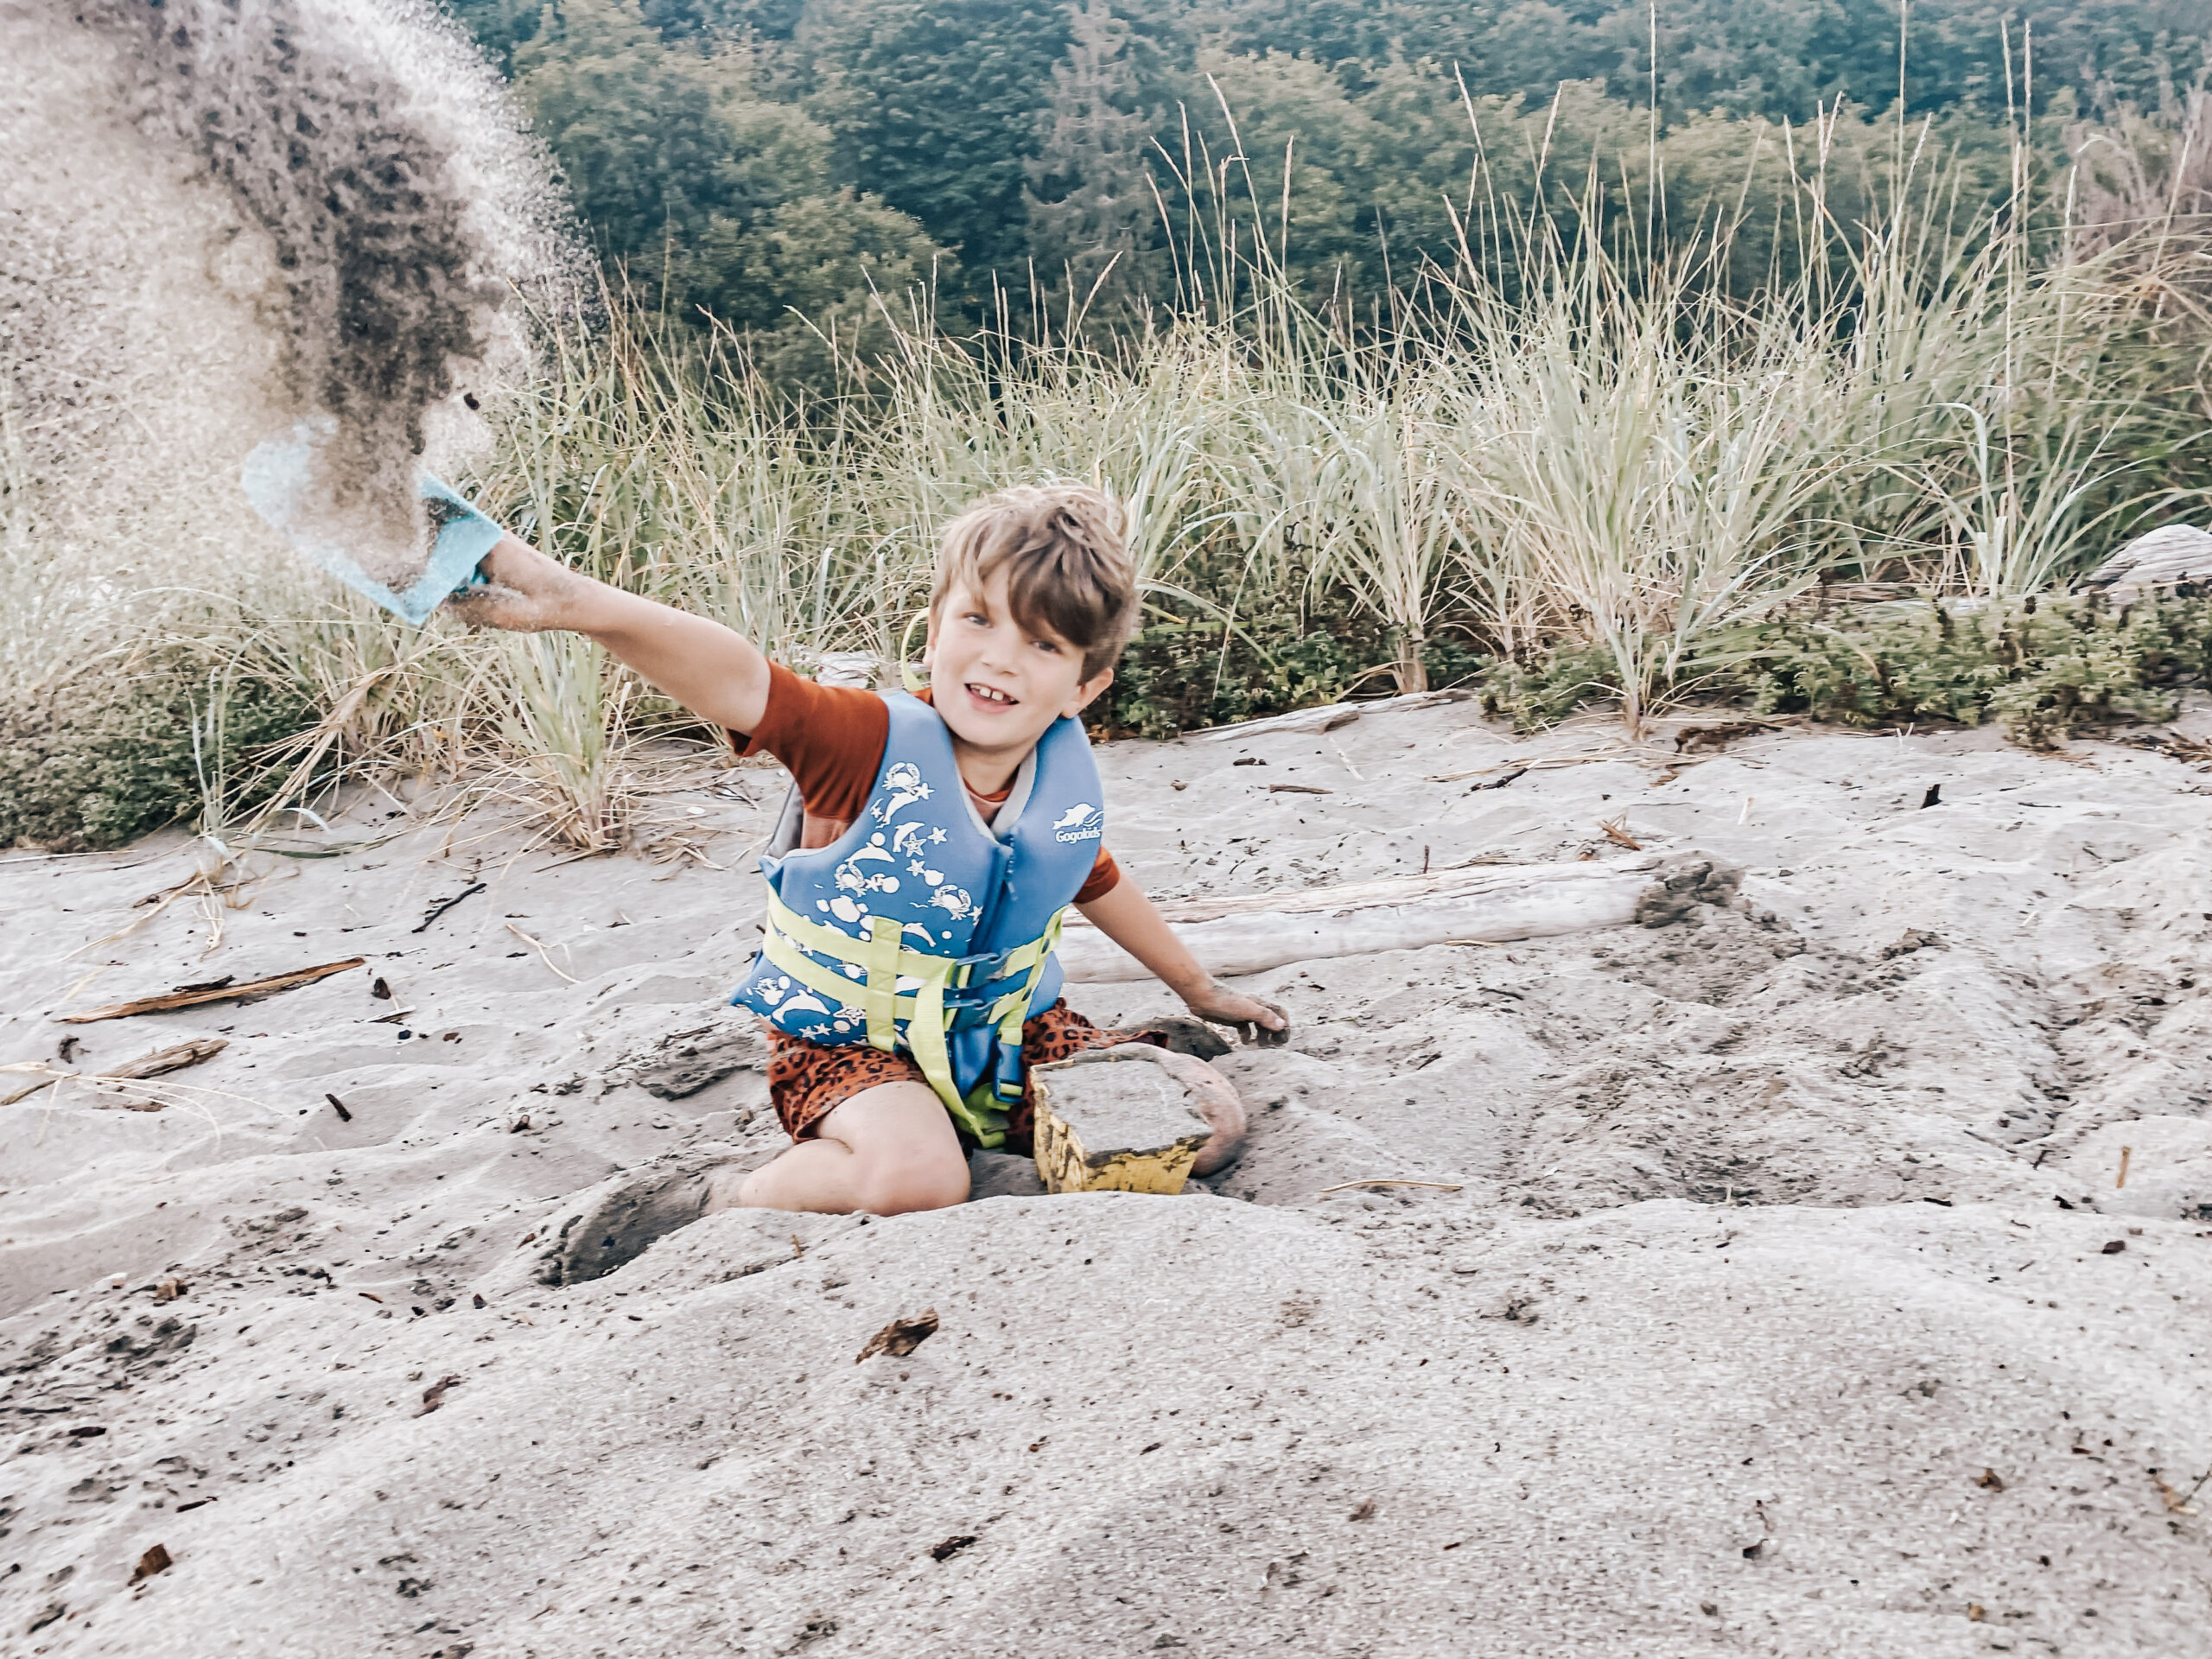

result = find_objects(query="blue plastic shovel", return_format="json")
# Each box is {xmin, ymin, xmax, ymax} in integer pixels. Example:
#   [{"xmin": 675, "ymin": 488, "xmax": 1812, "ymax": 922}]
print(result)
[{"xmin": 241, "ymin": 416, "xmax": 507, "ymax": 625}]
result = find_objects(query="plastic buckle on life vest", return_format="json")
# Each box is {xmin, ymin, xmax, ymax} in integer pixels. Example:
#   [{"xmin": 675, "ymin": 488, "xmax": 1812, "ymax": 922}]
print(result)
[{"xmin": 992, "ymin": 1037, "xmax": 1025, "ymax": 1103}]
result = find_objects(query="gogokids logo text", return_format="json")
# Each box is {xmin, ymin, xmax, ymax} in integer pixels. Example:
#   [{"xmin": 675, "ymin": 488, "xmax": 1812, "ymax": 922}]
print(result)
[{"xmin": 1052, "ymin": 803, "xmax": 1104, "ymax": 843}]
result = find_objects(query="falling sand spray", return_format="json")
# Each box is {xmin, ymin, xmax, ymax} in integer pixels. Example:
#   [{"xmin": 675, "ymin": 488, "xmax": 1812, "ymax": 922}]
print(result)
[{"xmin": 2, "ymin": 0, "xmax": 582, "ymax": 604}]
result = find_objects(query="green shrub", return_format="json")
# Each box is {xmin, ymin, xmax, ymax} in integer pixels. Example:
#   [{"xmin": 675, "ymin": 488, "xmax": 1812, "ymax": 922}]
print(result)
[
  {"xmin": 0, "ymin": 654, "xmax": 318, "ymax": 851},
  {"xmin": 1705, "ymin": 590, "xmax": 2211, "ymax": 742},
  {"xmin": 1468, "ymin": 643, "xmax": 1626, "ymax": 731},
  {"xmin": 1472, "ymin": 590, "xmax": 2212, "ymax": 743},
  {"xmin": 1096, "ymin": 584, "xmax": 1488, "ymax": 739}
]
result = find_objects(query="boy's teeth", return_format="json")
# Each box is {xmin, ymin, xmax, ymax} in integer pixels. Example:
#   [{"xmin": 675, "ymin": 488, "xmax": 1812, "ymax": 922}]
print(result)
[{"xmin": 972, "ymin": 685, "xmax": 1014, "ymax": 703}]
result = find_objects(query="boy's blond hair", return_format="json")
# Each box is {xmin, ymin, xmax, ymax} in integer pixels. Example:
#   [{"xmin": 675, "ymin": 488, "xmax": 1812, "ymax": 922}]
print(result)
[{"xmin": 930, "ymin": 485, "xmax": 1139, "ymax": 682}]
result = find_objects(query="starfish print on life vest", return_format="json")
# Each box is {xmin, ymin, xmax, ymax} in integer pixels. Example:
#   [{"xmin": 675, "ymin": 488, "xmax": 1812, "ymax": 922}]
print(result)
[{"xmin": 890, "ymin": 820, "xmax": 929, "ymax": 856}]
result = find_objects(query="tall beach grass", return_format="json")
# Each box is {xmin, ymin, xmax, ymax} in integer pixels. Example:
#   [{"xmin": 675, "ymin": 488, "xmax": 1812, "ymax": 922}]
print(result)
[{"xmin": 6, "ymin": 84, "xmax": 2209, "ymax": 850}]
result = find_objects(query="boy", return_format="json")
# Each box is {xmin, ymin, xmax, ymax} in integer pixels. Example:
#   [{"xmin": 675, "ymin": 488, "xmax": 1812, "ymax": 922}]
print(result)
[{"xmin": 453, "ymin": 484, "xmax": 1287, "ymax": 1216}]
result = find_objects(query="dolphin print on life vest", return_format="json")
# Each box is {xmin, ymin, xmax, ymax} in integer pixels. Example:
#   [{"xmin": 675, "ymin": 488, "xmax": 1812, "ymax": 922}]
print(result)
[{"xmin": 729, "ymin": 692, "xmax": 1104, "ymax": 1147}]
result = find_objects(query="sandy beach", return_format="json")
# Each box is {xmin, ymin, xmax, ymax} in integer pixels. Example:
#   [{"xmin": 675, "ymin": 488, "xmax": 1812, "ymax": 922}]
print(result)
[{"xmin": 4, "ymin": 696, "xmax": 2211, "ymax": 1656}]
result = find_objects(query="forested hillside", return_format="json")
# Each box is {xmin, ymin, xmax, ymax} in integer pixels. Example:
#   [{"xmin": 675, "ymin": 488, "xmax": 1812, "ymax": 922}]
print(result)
[{"xmin": 443, "ymin": 0, "xmax": 2210, "ymax": 353}]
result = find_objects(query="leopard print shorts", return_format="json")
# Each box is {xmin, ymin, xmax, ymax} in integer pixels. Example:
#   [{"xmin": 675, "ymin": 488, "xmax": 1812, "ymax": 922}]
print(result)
[{"xmin": 766, "ymin": 999, "xmax": 1162, "ymax": 1153}]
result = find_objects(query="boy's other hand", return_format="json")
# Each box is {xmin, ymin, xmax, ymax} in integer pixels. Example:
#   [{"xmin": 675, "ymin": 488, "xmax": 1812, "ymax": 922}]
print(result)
[
  {"xmin": 1179, "ymin": 985, "xmax": 1290, "ymax": 1048},
  {"xmin": 443, "ymin": 534, "xmax": 582, "ymax": 632}
]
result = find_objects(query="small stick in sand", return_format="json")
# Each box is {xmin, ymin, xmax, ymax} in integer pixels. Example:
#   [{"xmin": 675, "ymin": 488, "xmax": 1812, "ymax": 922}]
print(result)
[
  {"xmin": 1463, "ymin": 766, "xmax": 1528, "ymax": 791},
  {"xmin": 2173, "ymin": 1463, "xmax": 2212, "ymax": 1515},
  {"xmin": 505, "ymin": 923, "xmax": 578, "ymax": 984},
  {"xmin": 2152, "ymin": 1471, "xmax": 2199, "ymax": 1515},
  {"xmin": 1315, "ymin": 1179, "xmax": 1465, "ymax": 1195},
  {"xmin": 537, "ymin": 848, "xmax": 614, "ymax": 873},
  {"xmin": 1426, "ymin": 748, "xmax": 1626, "ymax": 784},
  {"xmin": 0, "ymin": 1063, "xmax": 73, "ymax": 1106},
  {"xmin": 60, "ymin": 962, "xmax": 364, "ymax": 1024},
  {"xmin": 412, "ymin": 881, "xmax": 486, "ymax": 934},
  {"xmin": 2116, "ymin": 1145, "xmax": 2132, "ymax": 1188},
  {"xmin": 99, "ymin": 1037, "xmax": 229, "ymax": 1082},
  {"xmin": 3, "ymin": 1037, "xmax": 231, "ymax": 1103}
]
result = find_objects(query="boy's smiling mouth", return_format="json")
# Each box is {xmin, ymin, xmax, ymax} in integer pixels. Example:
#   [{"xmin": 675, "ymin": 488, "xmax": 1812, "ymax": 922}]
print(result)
[{"xmin": 966, "ymin": 683, "xmax": 1019, "ymax": 706}]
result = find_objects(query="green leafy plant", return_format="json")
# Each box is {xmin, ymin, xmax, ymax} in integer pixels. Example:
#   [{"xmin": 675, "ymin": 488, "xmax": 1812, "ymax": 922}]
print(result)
[
  {"xmin": 0, "ymin": 651, "xmax": 315, "ymax": 851},
  {"xmin": 1479, "ymin": 589, "xmax": 2212, "ymax": 744}
]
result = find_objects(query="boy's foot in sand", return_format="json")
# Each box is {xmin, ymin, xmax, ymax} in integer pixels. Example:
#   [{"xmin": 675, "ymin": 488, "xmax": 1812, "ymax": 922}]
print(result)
[
  {"xmin": 701, "ymin": 1162, "xmax": 753, "ymax": 1214},
  {"xmin": 541, "ymin": 1155, "xmax": 759, "ymax": 1286}
]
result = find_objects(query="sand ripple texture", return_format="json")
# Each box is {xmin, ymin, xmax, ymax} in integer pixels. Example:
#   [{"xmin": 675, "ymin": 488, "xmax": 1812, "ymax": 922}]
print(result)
[{"xmin": 3, "ymin": 700, "xmax": 2210, "ymax": 1656}]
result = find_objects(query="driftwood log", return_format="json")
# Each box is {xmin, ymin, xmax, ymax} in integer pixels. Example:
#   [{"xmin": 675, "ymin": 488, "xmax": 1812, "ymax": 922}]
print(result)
[
  {"xmin": 59, "ymin": 959, "xmax": 365, "ymax": 1024},
  {"xmin": 1194, "ymin": 686, "xmax": 1475, "ymax": 743},
  {"xmin": 1058, "ymin": 853, "xmax": 1742, "ymax": 982},
  {"xmin": 2083, "ymin": 523, "xmax": 2212, "ymax": 596}
]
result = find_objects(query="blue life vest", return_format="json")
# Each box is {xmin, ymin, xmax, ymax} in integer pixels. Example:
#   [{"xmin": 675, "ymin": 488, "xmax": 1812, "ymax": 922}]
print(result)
[{"xmin": 729, "ymin": 692, "xmax": 1106, "ymax": 1147}]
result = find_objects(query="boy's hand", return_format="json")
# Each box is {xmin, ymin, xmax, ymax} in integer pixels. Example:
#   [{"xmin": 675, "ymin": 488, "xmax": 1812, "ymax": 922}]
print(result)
[
  {"xmin": 1179, "ymin": 984, "xmax": 1290, "ymax": 1048},
  {"xmin": 1073, "ymin": 881, "xmax": 1292, "ymax": 1047},
  {"xmin": 442, "ymin": 535, "xmax": 583, "ymax": 632}
]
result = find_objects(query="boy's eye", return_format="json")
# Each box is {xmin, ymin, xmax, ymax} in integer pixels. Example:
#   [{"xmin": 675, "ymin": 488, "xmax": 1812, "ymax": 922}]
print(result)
[{"xmin": 1033, "ymin": 638, "xmax": 1059, "ymax": 654}]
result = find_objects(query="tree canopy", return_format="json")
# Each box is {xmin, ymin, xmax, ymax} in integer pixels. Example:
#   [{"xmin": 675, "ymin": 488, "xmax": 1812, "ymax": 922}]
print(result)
[{"xmin": 443, "ymin": 0, "xmax": 2212, "ymax": 354}]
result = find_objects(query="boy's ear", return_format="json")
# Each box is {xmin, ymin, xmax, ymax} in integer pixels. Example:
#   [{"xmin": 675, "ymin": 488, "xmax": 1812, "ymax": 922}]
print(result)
[{"xmin": 1066, "ymin": 664, "xmax": 1114, "ymax": 717}]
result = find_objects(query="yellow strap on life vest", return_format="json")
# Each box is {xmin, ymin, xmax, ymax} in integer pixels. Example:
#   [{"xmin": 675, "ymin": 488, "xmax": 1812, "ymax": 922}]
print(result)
[
  {"xmin": 987, "ymin": 908, "xmax": 1065, "ymax": 1096},
  {"xmin": 758, "ymin": 889, "xmax": 1065, "ymax": 1132}
]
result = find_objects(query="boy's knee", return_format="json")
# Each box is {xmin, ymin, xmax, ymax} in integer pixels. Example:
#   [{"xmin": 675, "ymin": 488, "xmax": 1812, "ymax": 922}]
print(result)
[{"xmin": 855, "ymin": 1152, "xmax": 970, "ymax": 1217}]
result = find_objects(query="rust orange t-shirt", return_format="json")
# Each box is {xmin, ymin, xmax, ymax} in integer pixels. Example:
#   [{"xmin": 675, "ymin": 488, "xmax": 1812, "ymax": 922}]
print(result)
[{"xmin": 731, "ymin": 662, "xmax": 1122, "ymax": 903}]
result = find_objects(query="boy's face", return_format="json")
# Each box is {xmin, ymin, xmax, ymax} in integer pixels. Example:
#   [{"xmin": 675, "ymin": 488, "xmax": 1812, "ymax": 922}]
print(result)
[{"xmin": 925, "ymin": 565, "xmax": 1112, "ymax": 757}]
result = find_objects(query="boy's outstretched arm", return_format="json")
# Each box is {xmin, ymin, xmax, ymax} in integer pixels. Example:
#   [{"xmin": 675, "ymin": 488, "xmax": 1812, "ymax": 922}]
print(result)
[
  {"xmin": 447, "ymin": 534, "xmax": 772, "ymax": 736},
  {"xmin": 1076, "ymin": 878, "xmax": 1289, "ymax": 1045}
]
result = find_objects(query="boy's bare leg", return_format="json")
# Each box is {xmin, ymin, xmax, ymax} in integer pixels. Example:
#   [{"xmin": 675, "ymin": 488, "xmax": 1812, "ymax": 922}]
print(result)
[{"xmin": 710, "ymin": 1080, "xmax": 971, "ymax": 1217}]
